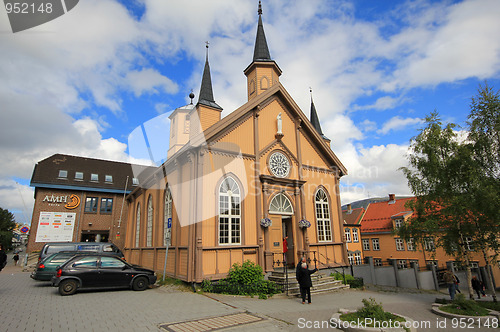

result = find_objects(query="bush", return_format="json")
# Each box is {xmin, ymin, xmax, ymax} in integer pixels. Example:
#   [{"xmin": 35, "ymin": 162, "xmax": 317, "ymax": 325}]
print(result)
[
  {"xmin": 330, "ymin": 272, "xmax": 363, "ymax": 288},
  {"xmin": 200, "ymin": 260, "xmax": 281, "ymax": 298},
  {"xmin": 340, "ymin": 298, "xmax": 407, "ymax": 329},
  {"xmin": 440, "ymin": 294, "xmax": 490, "ymax": 316}
]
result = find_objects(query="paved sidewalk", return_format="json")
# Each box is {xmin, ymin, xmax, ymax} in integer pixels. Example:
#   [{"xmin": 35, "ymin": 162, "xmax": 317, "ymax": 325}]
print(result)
[{"xmin": 1, "ymin": 267, "xmax": 497, "ymax": 331}]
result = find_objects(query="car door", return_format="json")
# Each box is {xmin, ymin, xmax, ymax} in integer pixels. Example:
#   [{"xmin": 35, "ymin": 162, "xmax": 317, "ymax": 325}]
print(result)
[
  {"xmin": 68, "ymin": 256, "xmax": 100, "ymax": 288},
  {"xmin": 97, "ymin": 256, "xmax": 131, "ymax": 288}
]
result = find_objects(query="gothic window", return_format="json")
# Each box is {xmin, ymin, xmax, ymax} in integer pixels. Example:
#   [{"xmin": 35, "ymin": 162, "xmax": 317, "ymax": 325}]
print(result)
[
  {"xmin": 135, "ymin": 204, "xmax": 141, "ymax": 247},
  {"xmin": 219, "ymin": 177, "xmax": 241, "ymax": 245},
  {"xmin": 147, "ymin": 195, "xmax": 153, "ymax": 247},
  {"xmin": 315, "ymin": 189, "xmax": 332, "ymax": 242}
]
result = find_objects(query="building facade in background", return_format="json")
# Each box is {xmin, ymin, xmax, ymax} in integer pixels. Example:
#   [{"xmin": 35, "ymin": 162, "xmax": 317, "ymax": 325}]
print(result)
[{"xmin": 27, "ymin": 154, "xmax": 153, "ymax": 252}]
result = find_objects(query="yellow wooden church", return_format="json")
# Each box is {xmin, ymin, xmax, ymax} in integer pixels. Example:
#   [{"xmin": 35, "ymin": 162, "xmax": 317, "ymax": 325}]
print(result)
[{"xmin": 124, "ymin": 3, "xmax": 348, "ymax": 282}]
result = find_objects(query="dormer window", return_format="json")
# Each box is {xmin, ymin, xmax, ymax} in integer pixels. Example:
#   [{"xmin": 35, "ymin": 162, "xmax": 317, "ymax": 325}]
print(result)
[
  {"xmin": 91, "ymin": 173, "xmax": 98, "ymax": 182},
  {"xmin": 75, "ymin": 172, "xmax": 83, "ymax": 180},
  {"xmin": 394, "ymin": 219, "xmax": 403, "ymax": 229},
  {"xmin": 132, "ymin": 178, "xmax": 139, "ymax": 186},
  {"xmin": 105, "ymin": 175, "xmax": 113, "ymax": 183},
  {"xmin": 58, "ymin": 170, "xmax": 68, "ymax": 178}
]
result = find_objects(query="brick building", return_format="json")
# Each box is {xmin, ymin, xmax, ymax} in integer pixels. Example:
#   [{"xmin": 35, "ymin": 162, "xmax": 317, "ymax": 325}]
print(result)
[{"xmin": 27, "ymin": 154, "xmax": 153, "ymax": 252}]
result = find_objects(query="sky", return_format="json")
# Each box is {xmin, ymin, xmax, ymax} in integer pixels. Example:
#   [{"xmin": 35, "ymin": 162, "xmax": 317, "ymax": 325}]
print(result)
[{"xmin": 1, "ymin": 0, "xmax": 500, "ymax": 225}]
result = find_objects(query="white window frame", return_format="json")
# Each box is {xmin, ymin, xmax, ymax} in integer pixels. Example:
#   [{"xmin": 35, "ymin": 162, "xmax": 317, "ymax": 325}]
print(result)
[
  {"xmin": 344, "ymin": 228, "xmax": 351, "ymax": 243},
  {"xmin": 352, "ymin": 228, "xmax": 359, "ymax": 242},
  {"xmin": 372, "ymin": 238, "xmax": 380, "ymax": 251},
  {"xmin": 147, "ymin": 195, "xmax": 153, "ymax": 247},
  {"xmin": 424, "ymin": 237, "xmax": 435, "ymax": 251},
  {"xmin": 362, "ymin": 239, "xmax": 370, "ymax": 250},
  {"xmin": 347, "ymin": 252, "xmax": 354, "ymax": 265},
  {"xmin": 397, "ymin": 259, "xmax": 408, "ymax": 269},
  {"xmin": 374, "ymin": 258, "xmax": 383, "ymax": 266},
  {"xmin": 218, "ymin": 177, "xmax": 241, "ymax": 245},
  {"xmin": 394, "ymin": 218, "xmax": 403, "ymax": 229},
  {"xmin": 395, "ymin": 238, "xmax": 405, "ymax": 251},
  {"xmin": 315, "ymin": 189, "xmax": 332, "ymax": 242},
  {"xmin": 269, "ymin": 193, "xmax": 293, "ymax": 215},
  {"xmin": 354, "ymin": 252, "xmax": 362, "ymax": 265},
  {"xmin": 407, "ymin": 238, "xmax": 415, "ymax": 251}
]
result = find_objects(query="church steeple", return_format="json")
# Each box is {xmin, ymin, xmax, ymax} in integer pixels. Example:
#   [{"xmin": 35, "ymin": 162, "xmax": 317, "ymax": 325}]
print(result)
[
  {"xmin": 309, "ymin": 89, "xmax": 323, "ymax": 136},
  {"xmin": 244, "ymin": 1, "xmax": 282, "ymax": 101},
  {"xmin": 197, "ymin": 43, "xmax": 222, "ymax": 110},
  {"xmin": 190, "ymin": 43, "xmax": 223, "ymax": 136},
  {"xmin": 310, "ymin": 88, "xmax": 330, "ymax": 144},
  {"xmin": 253, "ymin": 1, "xmax": 271, "ymax": 62}
]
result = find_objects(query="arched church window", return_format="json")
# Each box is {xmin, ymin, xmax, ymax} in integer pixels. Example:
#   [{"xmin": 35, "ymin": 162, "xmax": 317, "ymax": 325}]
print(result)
[
  {"xmin": 269, "ymin": 193, "xmax": 293, "ymax": 215},
  {"xmin": 135, "ymin": 204, "xmax": 141, "ymax": 247},
  {"xmin": 219, "ymin": 177, "xmax": 241, "ymax": 245},
  {"xmin": 315, "ymin": 188, "xmax": 332, "ymax": 242},
  {"xmin": 147, "ymin": 195, "xmax": 153, "ymax": 247}
]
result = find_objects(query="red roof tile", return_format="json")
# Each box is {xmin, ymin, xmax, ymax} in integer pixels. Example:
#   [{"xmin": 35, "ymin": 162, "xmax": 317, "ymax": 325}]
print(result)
[
  {"xmin": 342, "ymin": 207, "xmax": 365, "ymax": 225},
  {"xmin": 360, "ymin": 197, "xmax": 415, "ymax": 233}
]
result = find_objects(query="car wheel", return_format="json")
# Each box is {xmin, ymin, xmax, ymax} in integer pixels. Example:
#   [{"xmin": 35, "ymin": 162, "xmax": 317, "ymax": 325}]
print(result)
[
  {"xmin": 59, "ymin": 279, "xmax": 78, "ymax": 296},
  {"xmin": 132, "ymin": 276, "xmax": 148, "ymax": 291}
]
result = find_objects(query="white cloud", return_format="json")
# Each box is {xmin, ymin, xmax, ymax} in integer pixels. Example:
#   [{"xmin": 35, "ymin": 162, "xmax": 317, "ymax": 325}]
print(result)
[
  {"xmin": 126, "ymin": 68, "xmax": 178, "ymax": 97},
  {"xmin": 377, "ymin": 116, "xmax": 423, "ymax": 135}
]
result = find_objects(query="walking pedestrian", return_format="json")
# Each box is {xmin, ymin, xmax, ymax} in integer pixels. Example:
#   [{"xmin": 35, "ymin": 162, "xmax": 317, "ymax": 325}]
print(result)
[
  {"xmin": 471, "ymin": 276, "xmax": 486, "ymax": 299},
  {"xmin": 443, "ymin": 268, "xmax": 456, "ymax": 301},
  {"xmin": 0, "ymin": 245, "xmax": 7, "ymax": 271},
  {"xmin": 13, "ymin": 252, "xmax": 20, "ymax": 266},
  {"xmin": 296, "ymin": 262, "xmax": 318, "ymax": 304}
]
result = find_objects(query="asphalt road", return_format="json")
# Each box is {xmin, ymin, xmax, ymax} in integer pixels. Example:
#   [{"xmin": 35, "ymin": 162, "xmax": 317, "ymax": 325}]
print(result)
[{"xmin": 1, "ymin": 264, "xmax": 496, "ymax": 332}]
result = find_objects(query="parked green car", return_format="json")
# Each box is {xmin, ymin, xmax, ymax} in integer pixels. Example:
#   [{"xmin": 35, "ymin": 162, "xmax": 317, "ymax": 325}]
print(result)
[{"xmin": 31, "ymin": 251, "xmax": 82, "ymax": 281}]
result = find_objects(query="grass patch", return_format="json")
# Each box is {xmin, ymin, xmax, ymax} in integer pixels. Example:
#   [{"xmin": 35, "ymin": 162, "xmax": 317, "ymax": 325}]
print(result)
[
  {"xmin": 476, "ymin": 301, "xmax": 500, "ymax": 311},
  {"xmin": 440, "ymin": 294, "xmax": 490, "ymax": 316},
  {"xmin": 156, "ymin": 274, "xmax": 191, "ymax": 290},
  {"xmin": 339, "ymin": 298, "xmax": 409, "ymax": 331}
]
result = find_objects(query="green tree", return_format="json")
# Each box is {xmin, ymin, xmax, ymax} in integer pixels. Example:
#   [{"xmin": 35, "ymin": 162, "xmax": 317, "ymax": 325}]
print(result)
[
  {"xmin": 0, "ymin": 207, "xmax": 16, "ymax": 250},
  {"xmin": 399, "ymin": 85, "xmax": 500, "ymax": 302}
]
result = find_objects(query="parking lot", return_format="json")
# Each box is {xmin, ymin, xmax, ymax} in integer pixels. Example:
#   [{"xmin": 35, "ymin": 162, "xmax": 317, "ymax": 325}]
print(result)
[{"xmin": 1, "ymin": 263, "xmax": 490, "ymax": 332}]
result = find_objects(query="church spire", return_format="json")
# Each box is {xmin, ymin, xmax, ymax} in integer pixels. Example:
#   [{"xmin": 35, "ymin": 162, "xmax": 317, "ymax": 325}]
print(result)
[
  {"xmin": 253, "ymin": 1, "xmax": 271, "ymax": 62},
  {"xmin": 197, "ymin": 42, "xmax": 222, "ymax": 110},
  {"xmin": 310, "ymin": 88, "xmax": 325, "ymax": 137},
  {"xmin": 244, "ymin": 1, "xmax": 281, "ymax": 101}
]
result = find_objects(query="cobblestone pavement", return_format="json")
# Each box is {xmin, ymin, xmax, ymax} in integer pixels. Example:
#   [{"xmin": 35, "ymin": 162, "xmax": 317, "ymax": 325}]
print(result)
[{"xmin": 1, "ymin": 265, "xmax": 496, "ymax": 332}]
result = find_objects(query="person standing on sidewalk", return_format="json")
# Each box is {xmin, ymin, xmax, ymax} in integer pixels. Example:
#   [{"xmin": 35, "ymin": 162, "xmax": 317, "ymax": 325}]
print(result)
[
  {"xmin": 443, "ymin": 268, "xmax": 456, "ymax": 300},
  {"xmin": 0, "ymin": 245, "xmax": 7, "ymax": 271},
  {"xmin": 296, "ymin": 262, "xmax": 318, "ymax": 304}
]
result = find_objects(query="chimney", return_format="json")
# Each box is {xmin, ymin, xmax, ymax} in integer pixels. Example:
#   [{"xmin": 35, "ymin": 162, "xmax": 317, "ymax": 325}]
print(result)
[
  {"xmin": 388, "ymin": 194, "xmax": 396, "ymax": 203},
  {"xmin": 347, "ymin": 204, "xmax": 352, "ymax": 214}
]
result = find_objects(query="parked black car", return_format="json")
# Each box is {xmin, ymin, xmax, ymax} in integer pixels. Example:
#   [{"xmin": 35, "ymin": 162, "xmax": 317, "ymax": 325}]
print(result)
[{"xmin": 51, "ymin": 253, "xmax": 156, "ymax": 296}]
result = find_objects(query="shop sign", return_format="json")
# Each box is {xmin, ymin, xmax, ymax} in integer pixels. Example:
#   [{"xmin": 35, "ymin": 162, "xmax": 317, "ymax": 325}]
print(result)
[{"xmin": 42, "ymin": 194, "xmax": 80, "ymax": 209}]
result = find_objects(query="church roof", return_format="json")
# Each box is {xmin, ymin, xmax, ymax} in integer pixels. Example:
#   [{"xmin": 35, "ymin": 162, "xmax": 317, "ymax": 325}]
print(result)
[
  {"xmin": 310, "ymin": 97, "xmax": 324, "ymax": 136},
  {"xmin": 197, "ymin": 46, "xmax": 222, "ymax": 110}
]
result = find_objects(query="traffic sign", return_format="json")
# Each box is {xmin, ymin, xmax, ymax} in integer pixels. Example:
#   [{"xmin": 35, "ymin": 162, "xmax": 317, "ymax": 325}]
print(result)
[
  {"xmin": 20, "ymin": 226, "xmax": 29, "ymax": 234},
  {"xmin": 167, "ymin": 218, "xmax": 172, "ymax": 229}
]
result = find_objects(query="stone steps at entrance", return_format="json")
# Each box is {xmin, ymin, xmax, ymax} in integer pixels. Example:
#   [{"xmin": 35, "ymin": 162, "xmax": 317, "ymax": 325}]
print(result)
[{"xmin": 268, "ymin": 271, "xmax": 349, "ymax": 296}]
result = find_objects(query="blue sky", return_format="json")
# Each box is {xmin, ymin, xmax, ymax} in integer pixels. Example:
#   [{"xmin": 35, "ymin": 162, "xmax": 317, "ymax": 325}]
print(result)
[{"xmin": 1, "ymin": 0, "xmax": 500, "ymax": 224}]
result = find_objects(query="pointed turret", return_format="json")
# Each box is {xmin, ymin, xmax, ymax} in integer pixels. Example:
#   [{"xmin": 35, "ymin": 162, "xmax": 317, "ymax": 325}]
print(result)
[
  {"xmin": 190, "ymin": 43, "xmax": 223, "ymax": 136},
  {"xmin": 309, "ymin": 89, "xmax": 331, "ymax": 144},
  {"xmin": 253, "ymin": 1, "xmax": 271, "ymax": 62},
  {"xmin": 244, "ymin": 1, "xmax": 282, "ymax": 101},
  {"xmin": 197, "ymin": 44, "xmax": 222, "ymax": 110}
]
